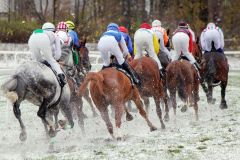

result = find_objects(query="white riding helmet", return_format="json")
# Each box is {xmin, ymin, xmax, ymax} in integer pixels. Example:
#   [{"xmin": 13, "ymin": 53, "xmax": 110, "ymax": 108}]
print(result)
[
  {"xmin": 152, "ymin": 20, "xmax": 162, "ymax": 27},
  {"xmin": 56, "ymin": 30, "xmax": 71, "ymax": 46},
  {"xmin": 207, "ymin": 22, "xmax": 216, "ymax": 29},
  {"xmin": 42, "ymin": 22, "xmax": 55, "ymax": 32}
]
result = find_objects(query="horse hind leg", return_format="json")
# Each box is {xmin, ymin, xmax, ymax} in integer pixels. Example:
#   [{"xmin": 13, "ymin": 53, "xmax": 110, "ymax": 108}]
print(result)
[
  {"xmin": 114, "ymin": 104, "xmax": 125, "ymax": 140},
  {"xmin": 83, "ymin": 90, "xmax": 98, "ymax": 117},
  {"xmin": 99, "ymin": 107, "xmax": 114, "ymax": 139},
  {"xmin": 132, "ymin": 89, "xmax": 157, "ymax": 131},
  {"xmin": 13, "ymin": 101, "xmax": 27, "ymax": 141},
  {"xmin": 124, "ymin": 103, "xmax": 133, "ymax": 121},
  {"xmin": 220, "ymin": 81, "xmax": 228, "ymax": 109},
  {"xmin": 143, "ymin": 97, "xmax": 150, "ymax": 115},
  {"xmin": 153, "ymin": 96, "xmax": 165, "ymax": 129}
]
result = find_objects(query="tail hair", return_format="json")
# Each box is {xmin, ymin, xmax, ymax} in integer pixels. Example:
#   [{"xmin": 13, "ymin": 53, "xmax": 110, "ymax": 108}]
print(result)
[
  {"xmin": 177, "ymin": 74, "xmax": 187, "ymax": 102},
  {"xmin": 1, "ymin": 76, "xmax": 18, "ymax": 103},
  {"xmin": 77, "ymin": 72, "xmax": 104, "ymax": 96}
]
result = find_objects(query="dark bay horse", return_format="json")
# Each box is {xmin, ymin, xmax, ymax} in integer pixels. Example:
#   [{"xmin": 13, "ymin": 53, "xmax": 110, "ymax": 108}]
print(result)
[
  {"xmin": 166, "ymin": 59, "xmax": 200, "ymax": 120},
  {"xmin": 129, "ymin": 57, "xmax": 166, "ymax": 128},
  {"xmin": 201, "ymin": 51, "xmax": 229, "ymax": 109},
  {"xmin": 78, "ymin": 68, "xmax": 157, "ymax": 139}
]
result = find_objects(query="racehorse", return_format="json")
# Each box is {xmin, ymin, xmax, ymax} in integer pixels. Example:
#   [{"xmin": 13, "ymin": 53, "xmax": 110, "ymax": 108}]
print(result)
[
  {"xmin": 78, "ymin": 68, "xmax": 157, "ymax": 139},
  {"xmin": 129, "ymin": 57, "xmax": 166, "ymax": 128},
  {"xmin": 1, "ymin": 53, "xmax": 74, "ymax": 141},
  {"xmin": 166, "ymin": 59, "xmax": 200, "ymax": 121},
  {"xmin": 201, "ymin": 51, "xmax": 229, "ymax": 109}
]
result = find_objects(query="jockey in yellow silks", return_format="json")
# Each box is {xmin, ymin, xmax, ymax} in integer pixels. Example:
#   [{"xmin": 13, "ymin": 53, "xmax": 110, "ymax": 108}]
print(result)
[{"xmin": 133, "ymin": 22, "xmax": 165, "ymax": 78}]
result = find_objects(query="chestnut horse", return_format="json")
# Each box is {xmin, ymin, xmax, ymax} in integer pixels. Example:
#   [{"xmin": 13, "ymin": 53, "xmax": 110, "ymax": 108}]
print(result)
[
  {"xmin": 129, "ymin": 57, "xmax": 167, "ymax": 128},
  {"xmin": 201, "ymin": 51, "xmax": 229, "ymax": 109},
  {"xmin": 78, "ymin": 68, "xmax": 157, "ymax": 139},
  {"xmin": 166, "ymin": 58, "xmax": 200, "ymax": 120}
]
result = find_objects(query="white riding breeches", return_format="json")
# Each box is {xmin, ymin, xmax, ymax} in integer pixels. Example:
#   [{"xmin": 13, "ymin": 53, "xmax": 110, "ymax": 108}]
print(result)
[
  {"xmin": 28, "ymin": 33, "xmax": 63, "ymax": 75},
  {"xmin": 134, "ymin": 29, "xmax": 163, "ymax": 69},
  {"xmin": 172, "ymin": 32, "xmax": 196, "ymax": 64},
  {"xmin": 98, "ymin": 36, "xmax": 125, "ymax": 66},
  {"xmin": 200, "ymin": 29, "xmax": 224, "ymax": 52}
]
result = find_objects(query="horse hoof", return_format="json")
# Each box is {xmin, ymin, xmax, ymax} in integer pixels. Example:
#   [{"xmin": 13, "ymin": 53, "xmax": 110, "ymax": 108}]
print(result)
[
  {"xmin": 126, "ymin": 114, "xmax": 134, "ymax": 121},
  {"xmin": 220, "ymin": 102, "xmax": 228, "ymax": 109},
  {"xmin": 180, "ymin": 105, "xmax": 188, "ymax": 112},
  {"xmin": 117, "ymin": 137, "xmax": 122, "ymax": 141},
  {"xmin": 49, "ymin": 129, "xmax": 56, "ymax": 138},
  {"xmin": 19, "ymin": 132, "xmax": 27, "ymax": 141},
  {"xmin": 150, "ymin": 126, "xmax": 157, "ymax": 132},
  {"xmin": 58, "ymin": 120, "xmax": 67, "ymax": 128},
  {"xmin": 164, "ymin": 114, "xmax": 169, "ymax": 122},
  {"xmin": 161, "ymin": 123, "xmax": 166, "ymax": 129}
]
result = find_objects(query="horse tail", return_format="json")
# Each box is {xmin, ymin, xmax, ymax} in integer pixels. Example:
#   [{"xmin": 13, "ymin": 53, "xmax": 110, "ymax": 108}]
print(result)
[
  {"xmin": 205, "ymin": 55, "xmax": 216, "ymax": 83},
  {"xmin": 1, "ymin": 75, "xmax": 18, "ymax": 103},
  {"xmin": 177, "ymin": 74, "xmax": 187, "ymax": 102},
  {"xmin": 78, "ymin": 72, "xmax": 104, "ymax": 96}
]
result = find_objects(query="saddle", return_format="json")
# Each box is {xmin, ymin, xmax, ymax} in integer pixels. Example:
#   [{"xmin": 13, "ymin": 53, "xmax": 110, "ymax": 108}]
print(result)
[
  {"xmin": 102, "ymin": 61, "xmax": 135, "ymax": 87},
  {"xmin": 41, "ymin": 60, "xmax": 65, "ymax": 87}
]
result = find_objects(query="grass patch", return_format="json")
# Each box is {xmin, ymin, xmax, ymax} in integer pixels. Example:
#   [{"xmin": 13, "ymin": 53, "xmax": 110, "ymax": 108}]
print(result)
[
  {"xmin": 199, "ymin": 137, "xmax": 212, "ymax": 142},
  {"xmin": 196, "ymin": 146, "xmax": 207, "ymax": 150}
]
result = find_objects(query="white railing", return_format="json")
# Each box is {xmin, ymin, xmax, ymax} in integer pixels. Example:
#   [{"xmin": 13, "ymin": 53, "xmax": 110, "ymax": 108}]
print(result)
[{"xmin": 0, "ymin": 50, "xmax": 240, "ymax": 75}]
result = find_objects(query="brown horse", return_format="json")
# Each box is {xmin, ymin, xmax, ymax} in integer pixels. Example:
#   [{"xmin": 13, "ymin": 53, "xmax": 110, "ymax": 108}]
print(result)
[
  {"xmin": 129, "ymin": 57, "xmax": 167, "ymax": 128},
  {"xmin": 201, "ymin": 51, "xmax": 229, "ymax": 109},
  {"xmin": 78, "ymin": 68, "xmax": 157, "ymax": 139},
  {"xmin": 166, "ymin": 59, "xmax": 200, "ymax": 120}
]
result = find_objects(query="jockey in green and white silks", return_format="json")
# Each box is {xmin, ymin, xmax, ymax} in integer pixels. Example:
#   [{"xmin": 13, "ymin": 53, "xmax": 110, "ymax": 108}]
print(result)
[{"xmin": 28, "ymin": 22, "xmax": 66, "ymax": 87}]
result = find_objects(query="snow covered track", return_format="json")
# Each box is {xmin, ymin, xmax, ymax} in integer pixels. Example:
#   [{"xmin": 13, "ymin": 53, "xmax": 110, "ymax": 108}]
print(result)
[{"xmin": 0, "ymin": 71, "xmax": 240, "ymax": 159}]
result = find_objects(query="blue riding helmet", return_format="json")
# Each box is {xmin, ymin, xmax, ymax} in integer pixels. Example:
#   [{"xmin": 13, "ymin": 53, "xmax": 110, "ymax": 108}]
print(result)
[{"xmin": 107, "ymin": 23, "xmax": 119, "ymax": 32}]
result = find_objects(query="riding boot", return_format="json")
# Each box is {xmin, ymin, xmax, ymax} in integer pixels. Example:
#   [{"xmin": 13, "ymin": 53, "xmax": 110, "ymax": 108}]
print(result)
[
  {"xmin": 58, "ymin": 74, "xmax": 66, "ymax": 87},
  {"xmin": 122, "ymin": 61, "xmax": 141, "ymax": 86},
  {"xmin": 193, "ymin": 62, "xmax": 203, "ymax": 83}
]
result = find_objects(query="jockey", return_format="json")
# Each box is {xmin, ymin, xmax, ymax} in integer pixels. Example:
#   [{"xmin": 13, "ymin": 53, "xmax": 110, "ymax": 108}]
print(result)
[
  {"xmin": 55, "ymin": 21, "xmax": 72, "ymax": 46},
  {"xmin": 28, "ymin": 22, "xmax": 66, "ymax": 87},
  {"xmin": 119, "ymin": 26, "xmax": 134, "ymax": 59},
  {"xmin": 187, "ymin": 24, "xmax": 196, "ymax": 42},
  {"xmin": 134, "ymin": 22, "xmax": 165, "ymax": 77},
  {"xmin": 151, "ymin": 19, "xmax": 172, "ymax": 60},
  {"xmin": 172, "ymin": 21, "xmax": 201, "ymax": 71},
  {"xmin": 66, "ymin": 20, "xmax": 81, "ymax": 51},
  {"xmin": 200, "ymin": 22, "xmax": 224, "ymax": 53},
  {"xmin": 98, "ymin": 23, "xmax": 140, "ymax": 86}
]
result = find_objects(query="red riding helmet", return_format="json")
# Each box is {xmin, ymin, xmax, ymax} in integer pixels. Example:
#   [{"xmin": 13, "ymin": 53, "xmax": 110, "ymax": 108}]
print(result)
[
  {"xmin": 140, "ymin": 23, "xmax": 151, "ymax": 29},
  {"xmin": 119, "ymin": 26, "xmax": 128, "ymax": 33}
]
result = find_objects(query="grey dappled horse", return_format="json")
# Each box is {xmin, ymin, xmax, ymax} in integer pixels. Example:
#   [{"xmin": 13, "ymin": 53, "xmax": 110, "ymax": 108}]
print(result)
[{"xmin": 1, "ymin": 49, "xmax": 74, "ymax": 141}]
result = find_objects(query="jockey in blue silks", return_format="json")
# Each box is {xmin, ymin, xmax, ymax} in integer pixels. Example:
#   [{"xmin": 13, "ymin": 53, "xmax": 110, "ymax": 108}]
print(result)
[
  {"xmin": 119, "ymin": 26, "xmax": 134, "ymax": 59},
  {"xmin": 98, "ymin": 23, "xmax": 140, "ymax": 86},
  {"xmin": 66, "ymin": 20, "xmax": 81, "ymax": 51}
]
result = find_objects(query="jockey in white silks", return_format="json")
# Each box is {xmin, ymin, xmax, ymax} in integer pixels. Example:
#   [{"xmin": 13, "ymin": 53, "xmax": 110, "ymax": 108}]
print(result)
[
  {"xmin": 151, "ymin": 19, "xmax": 172, "ymax": 60},
  {"xmin": 187, "ymin": 24, "xmax": 196, "ymax": 42},
  {"xmin": 200, "ymin": 22, "xmax": 224, "ymax": 53},
  {"xmin": 98, "ymin": 23, "xmax": 140, "ymax": 86},
  {"xmin": 134, "ymin": 22, "xmax": 165, "ymax": 78},
  {"xmin": 28, "ymin": 22, "xmax": 66, "ymax": 87},
  {"xmin": 172, "ymin": 21, "xmax": 201, "ymax": 71}
]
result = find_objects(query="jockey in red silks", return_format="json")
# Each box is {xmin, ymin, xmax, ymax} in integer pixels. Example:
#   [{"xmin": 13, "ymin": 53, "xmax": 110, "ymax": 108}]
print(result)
[
  {"xmin": 55, "ymin": 21, "xmax": 72, "ymax": 46},
  {"xmin": 134, "ymin": 22, "xmax": 165, "ymax": 78},
  {"xmin": 172, "ymin": 21, "xmax": 201, "ymax": 70}
]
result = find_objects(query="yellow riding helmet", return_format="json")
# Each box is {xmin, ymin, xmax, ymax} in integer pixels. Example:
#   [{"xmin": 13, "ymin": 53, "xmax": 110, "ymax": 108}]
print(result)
[{"xmin": 66, "ymin": 20, "xmax": 75, "ymax": 30}]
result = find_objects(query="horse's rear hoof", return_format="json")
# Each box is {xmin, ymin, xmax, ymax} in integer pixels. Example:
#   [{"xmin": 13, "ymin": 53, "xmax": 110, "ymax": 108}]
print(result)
[
  {"xmin": 19, "ymin": 132, "xmax": 27, "ymax": 141},
  {"xmin": 117, "ymin": 137, "xmax": 122, "ymax": 141},
  {"xmin": 49, "ymin": 129, "xmax": 56, "ymax": 138},
  {"xmin": 180, "ymin": 105, "xmax": 188, "ymax": 112},
  {"xmin": 58, "ymin": 120, "xmax": 67, "ymax": 128},
  {"xmin": 126, "ymin": 113, "xmax": 134, "ymax": 121},
  {"xmin": 150, "ymin": 126, "xmax": 157, "ymax": 132},
  {"xmin": 220, "ymin": 102, "xmax": 228, "ymax": 109},
  {"xmin": 164, "ymin": 114, "xmax": 169, "ymax": 122}
]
